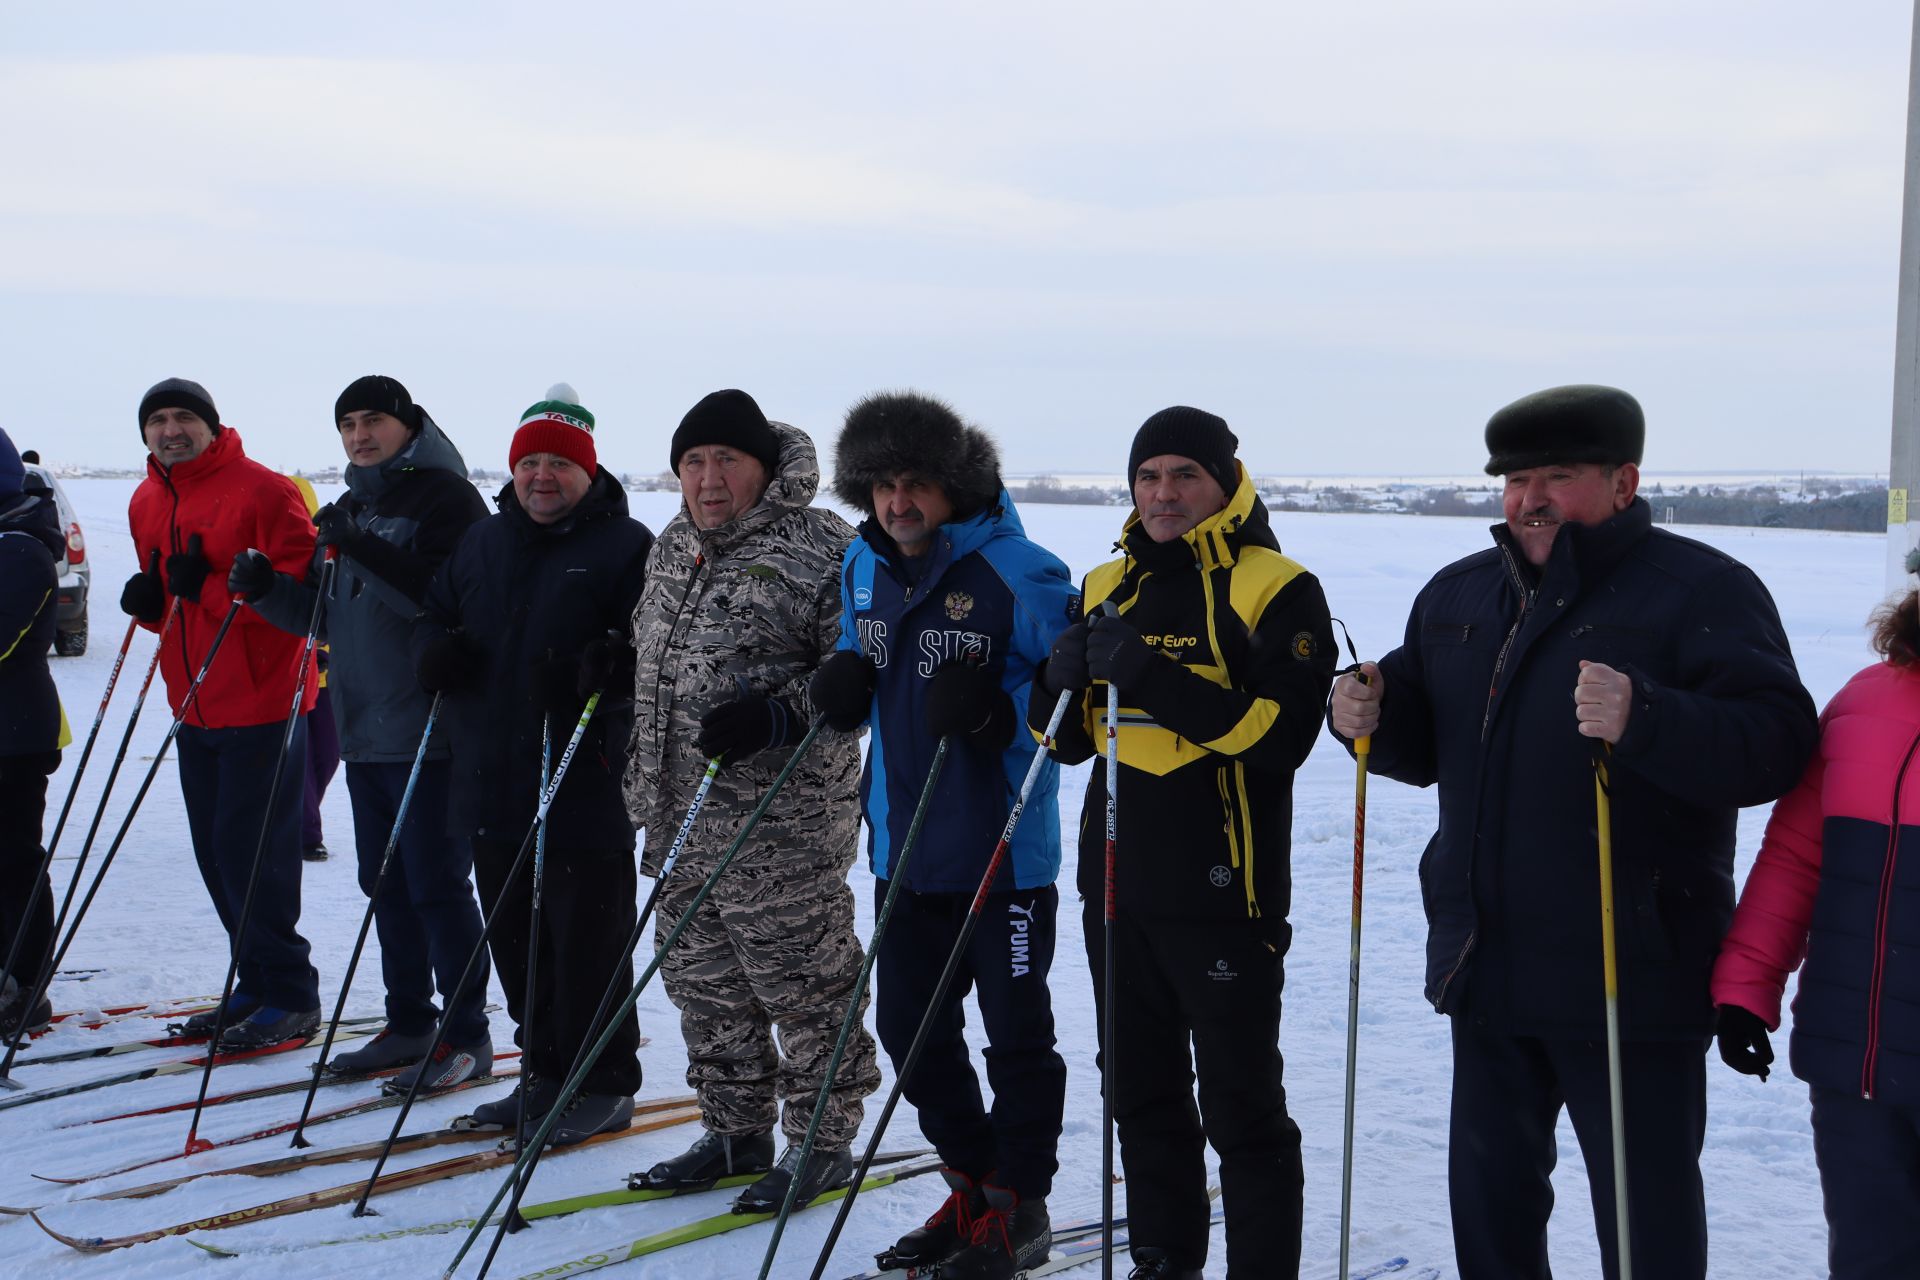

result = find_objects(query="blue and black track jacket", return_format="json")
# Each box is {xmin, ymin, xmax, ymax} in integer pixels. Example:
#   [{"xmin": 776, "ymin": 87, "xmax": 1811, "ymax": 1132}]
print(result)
[{"xmin": 838, "ymin": 489, "xmax": 1078, "ymax": 893}]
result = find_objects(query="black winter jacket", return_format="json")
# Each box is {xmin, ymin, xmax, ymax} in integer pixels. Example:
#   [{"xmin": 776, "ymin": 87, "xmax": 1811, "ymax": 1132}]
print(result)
[
  {"xmin": 0, "ymin": 492, "xmax": 62, "ymax": 756},
  {"xmin": 1039, "ymin": 475, "xmax": 1335, "ymax": 927},
  {"xmin": 254, "ymin": 413, "xmax": 488, "ymax": 762},
  {"xmin": 414, "ymin": 470, "xmax": 653, "ymax": 852},
  {"xmin": 1335, "ymin": 498, "xmax": 1818, "ymax": 1040}
]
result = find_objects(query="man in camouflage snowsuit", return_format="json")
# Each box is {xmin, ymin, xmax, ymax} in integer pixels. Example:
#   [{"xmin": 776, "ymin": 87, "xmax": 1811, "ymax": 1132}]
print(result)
[{"xmin": 624, "ymin": 389, "xmax": 879, "ymax": 1213}]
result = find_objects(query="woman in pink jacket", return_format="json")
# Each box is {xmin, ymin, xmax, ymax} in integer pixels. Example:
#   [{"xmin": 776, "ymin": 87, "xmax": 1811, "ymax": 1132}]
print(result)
[{"xmin": 1712, "ymin": 587, "xmax": 1920, "ymax": 1278}]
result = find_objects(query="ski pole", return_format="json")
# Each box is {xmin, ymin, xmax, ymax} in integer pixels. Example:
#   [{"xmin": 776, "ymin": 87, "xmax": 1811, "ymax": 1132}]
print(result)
[
  {"xmin": 45, "ymin": 615, "xmax": 140, "ymax": 855},
  {"xmin": 1593, "ymin": 743, "xmax": 1633, "ymax": 1280},
  {"xmin": 181, "ymin": 557, "xmax": 336, "ymax": 1154},
  {"xmin": 468, "ymin": 754, "xmax": 723, "ymax": 1280},
  {"xmin": 1339, "ymin": 672, "xmax": 1371, "ymax": 1280},
  {"xmin": 1100, "ymin": 664, "xmax": 1119, "ymax": 1280},
  {"xmin": 509, "ymin": 719, "xmax": 555, "ymax": 1177},
  {"xmin": 807, "ymin": 688, "xmax": 1075, "ymax": 1280},
  {"xmin": 440, "ymin": 719, "xmax": 826, "ymax": 1280},
  {"xmin": 17, "ymin": 599, "xmax": 179, "ymax": 1006},
  {"xmin": 757, "ymin": 733, "xmax": 954, "ymax": 1280},
  {"xmin": 0, "ymin": 610, "xmax": 148, "ymax": 1021},
  {"xmin": 288, "ymin": 692, "xmax": 443, "ymax": 1147},
  {"xmin": 0, "ymin": 597, "xmax": 235, "ymax": 1088},
  {"xmin": 352, "ymin": 689, "xmax": 603, "ymax": 1217}
]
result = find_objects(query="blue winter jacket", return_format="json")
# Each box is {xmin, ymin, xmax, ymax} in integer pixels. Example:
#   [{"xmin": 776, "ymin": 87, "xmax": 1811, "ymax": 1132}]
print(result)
[{"xmin": 838, "ymin": 490, "xmax": 1078, "ymax": 893}]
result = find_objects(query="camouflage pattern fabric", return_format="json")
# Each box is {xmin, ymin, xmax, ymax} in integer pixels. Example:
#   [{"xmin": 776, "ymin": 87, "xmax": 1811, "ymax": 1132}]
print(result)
[
  {"xmin": 626, "ymin": 420, "xmax": 877, "ymax": 1142},
  {"xmin": 655, "ymin": 802, "xmax": 878, "ymax": 1144}
]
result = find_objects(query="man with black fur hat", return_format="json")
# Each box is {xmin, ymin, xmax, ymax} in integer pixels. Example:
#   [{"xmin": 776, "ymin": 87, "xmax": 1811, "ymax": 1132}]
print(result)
[
  {"xmin": 229, "ymin": 375, "xmax": 493, "ymax": 1093},
  {"xmin": 125, "ymin": 378, "xmax": 324, "ymax": 1050},
  {"xmin": 625, "ymin": 388, "xmax": 880, "ymax": 1215},
  {"xmin": 1327, "ymin": 385, "xmax": 1818, "ymax": 1280},
  {"xmin": 1032, "ymin": 406, "xmax": 1333, "ymax": 1280},
  {"xmin": 808, "ymin": 391, "xmax": 1075, "ymax": 1280}
]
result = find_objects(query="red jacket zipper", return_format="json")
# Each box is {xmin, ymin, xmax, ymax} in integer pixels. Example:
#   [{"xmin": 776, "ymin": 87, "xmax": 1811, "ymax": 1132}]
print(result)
[{"xmin": 1862, "ymin": 729, "xmax": 1920, "ymax": 1099}]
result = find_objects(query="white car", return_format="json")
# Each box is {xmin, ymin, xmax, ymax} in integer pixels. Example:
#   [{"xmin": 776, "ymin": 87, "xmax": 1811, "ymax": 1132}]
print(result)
[{"xmin": 21, "ymin": 462, "xmax": 89, "ymax": 656}]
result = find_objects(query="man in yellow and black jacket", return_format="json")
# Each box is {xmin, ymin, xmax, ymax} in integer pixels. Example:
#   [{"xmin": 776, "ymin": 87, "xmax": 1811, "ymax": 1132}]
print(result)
[{"xmin": 1029, "ymin": 406, "xmax": 1334, "ymax": 1280}]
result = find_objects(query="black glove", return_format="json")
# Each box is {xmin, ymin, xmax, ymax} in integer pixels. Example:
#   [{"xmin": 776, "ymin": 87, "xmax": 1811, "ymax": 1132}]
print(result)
[
  {"xmin": 925, "ymin": 660, "xmax": 1014, "ymax": 748},
  {"xmin": 1715, "ymin": 1004, "xmax": 1774, "ymax": 1081},
  {"xmin": 165, "ymin": 533, "xmax": 212, "ymax": 604},
  {"xmin": 120, "ymin": 549, "xmax": 165, "ymax": 623},
  {"xmin": 312, "ymin": 502, "xmax": 365, "ymax": 554},
  {"xmin": 1039, "ymin": 621, "xmax": 1090, "ymax": 694},
  {"xmin": 416, "ymin": 630, "xmax": 484, "ymax": 693},
  {"xmin": 810, "ymin": 650, "xmax": 876, "ymax": 732},
  {"xmin": 696, "ymin": 695, "xmax": 803, "ymax": 761},
  {"xmin": 577, "ymin": 632, "xmax": 635, "ymax": 701},
  {"xmin": 227, "ymin": 548, "xmax": 278, "ymax": 603},
  {"xmin": 1086, "ymin": 613, "xmax": 1156, "ymax": 687}
]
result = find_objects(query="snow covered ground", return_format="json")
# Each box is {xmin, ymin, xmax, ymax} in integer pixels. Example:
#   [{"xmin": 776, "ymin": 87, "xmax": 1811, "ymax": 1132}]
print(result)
[{"xmin": 4, "ymin": 476, "xmax": 1877, "ymax": 1278}]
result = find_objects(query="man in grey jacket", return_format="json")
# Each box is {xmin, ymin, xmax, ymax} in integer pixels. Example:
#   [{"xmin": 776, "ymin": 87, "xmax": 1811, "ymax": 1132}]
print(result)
[
  {"xmin": 624, "ymin": 389, "xmax": 878, "ymax": 1214},
  {"xmin": 230, "ymin": 375, "xmax": 492, "ymax": 1091}
]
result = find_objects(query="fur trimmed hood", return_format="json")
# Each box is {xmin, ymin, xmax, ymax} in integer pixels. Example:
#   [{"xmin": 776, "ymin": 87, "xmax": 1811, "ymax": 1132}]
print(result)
[{"xmin": 831, "ymin": 390, "xmax": 1002, "ymax": 519}]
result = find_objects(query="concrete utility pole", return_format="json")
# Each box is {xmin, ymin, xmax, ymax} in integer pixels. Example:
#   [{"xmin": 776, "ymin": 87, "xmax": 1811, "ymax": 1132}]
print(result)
[{"xmin": 1888, "ymin": 0, "xmax": 1920, "ymax": 594}]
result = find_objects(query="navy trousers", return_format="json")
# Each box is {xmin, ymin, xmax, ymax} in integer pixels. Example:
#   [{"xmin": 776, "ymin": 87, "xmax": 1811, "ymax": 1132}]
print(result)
[
  {"xmin": 175, "ymin": 720, "xmax": 319, "ymax": 1011},
  {"xmin": 874, "ymin": 882, "xmax": 1066, "ymax": 1199},
  {"xmin": 345, "ymin": 760, "xmax": 488, "ymax": 1045},
  {"xmin": 1810, "ymin": 1084, "xmax": 1920, "ymax": 1278},
  {"xmin": 0, "ymin": 750, "xmax": 59, "ymax": 990},
  {"xmin": 472, "ymin": 834, "xmax": 641, "ymax": 1096},
  {"xmin": 1447, "ymin": 1014, "xmax": 1708, "ymax": 1280},
  {"xmin": 1085, "ymin": 904, "xmax": 1302, "ymax": 1280}
]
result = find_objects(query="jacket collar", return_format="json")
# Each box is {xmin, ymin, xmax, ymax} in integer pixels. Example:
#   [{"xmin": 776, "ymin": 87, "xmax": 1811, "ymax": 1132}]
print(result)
[
  {"xmin": 1118, "ymin": 462, "xmax": 1274, "ymax": 572},
  {"xmin": 1490, "ymin": 496, "xmax": 1652, "ymax": 596},
  {"xmin": 145, "ymin": 424, "xmax": 246, "ymax": 487},
  {"xmin": 859, "ymin": 486, "xmax": 1027, "ymax": 586},
  {"xmin": 345, "ymin": 410, "xmax": 469, "ymax": 503},
  {"xmin": 688, "ymin": 421, "xmax": 822, "ymax": 555},
  {"xmin": 496, "ymin": 465, "xmax": 630, "ymax": 537}
]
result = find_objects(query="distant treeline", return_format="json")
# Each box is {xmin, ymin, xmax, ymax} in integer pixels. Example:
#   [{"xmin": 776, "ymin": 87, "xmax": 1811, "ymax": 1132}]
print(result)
[{"xmin": 1290, "ymin": 484, "xmax": 1885, "ymax": 532}]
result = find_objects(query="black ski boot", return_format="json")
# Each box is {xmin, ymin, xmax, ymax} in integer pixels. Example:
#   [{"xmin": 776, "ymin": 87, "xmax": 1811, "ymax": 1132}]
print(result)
[
  {"xmin": 388, "ymin": 1038, "xmax": 493, "ymax": 1093},
  {"xmin": 732, "ymin": 1144, "xmax": 853, "ymax": 1214},
  {"xmin": 463, "ymin": 1074, "xmax": 560, "ymax": 1129},
  {"xmin": 873, "ymin": 1167, "xmax": 985, "ymax": 1270},
  {"xmin": 632, "ymin": 1129, "xmax": 774, "ymax": 1192},
  {"xmin": 1126, "ymin": 1249, "xmax": 1203, "ymax": 1280},
  {"xmin": 174, "ymin": 992, "xmax": 258, "ymax": 1037},
  {"xmin": 941, "ymin": 1183, "xmax": 1050, "ymax": 1280},
  {"xmin": 326, "ymin": 1025, "xmax": 435, "ymax": 1075},
  {"xmin": 0, "ymin": 976, "xmax": 51, "ymax": 1039},
  {"xmin": 217, "ymin": 1005, "xmax": 321, "ymax": 1051},
  {"xmin": 541, "ymin": 1092, "xmax": 634, "ymax": 1147}
]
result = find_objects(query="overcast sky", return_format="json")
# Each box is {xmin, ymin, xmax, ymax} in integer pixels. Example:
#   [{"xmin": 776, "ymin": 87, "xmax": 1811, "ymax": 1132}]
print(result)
[{"xmin": 3, "ymin": 2, "xmax": 1911, "ymax": 478}]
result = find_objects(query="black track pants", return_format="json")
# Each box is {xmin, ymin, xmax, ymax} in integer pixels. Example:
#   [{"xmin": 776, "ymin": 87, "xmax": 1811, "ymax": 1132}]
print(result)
[{"xmin": 1084, "ymin": 902, "xmax": 1301, "ymax": 1279}]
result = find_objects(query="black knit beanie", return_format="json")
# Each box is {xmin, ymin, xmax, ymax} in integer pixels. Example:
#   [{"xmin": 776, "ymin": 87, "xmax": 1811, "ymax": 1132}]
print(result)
[
  {"xmin": 670, "ymin": 389, "xmax": 781, "ymax": 475},
  {"xmin": 1128, "ymin": 406, "xmax": 1239, "ymax": 494},
  {"xmin": 335, "ymin": 375, "xmax": 421, "ymax": 431},
  {"xmin": 1483, "ymin": 385, "xmax": 1644, "ymax": 476},
  {"xmin": 137, "ymin": 378, "xmax": 220, "ymax": 438}
]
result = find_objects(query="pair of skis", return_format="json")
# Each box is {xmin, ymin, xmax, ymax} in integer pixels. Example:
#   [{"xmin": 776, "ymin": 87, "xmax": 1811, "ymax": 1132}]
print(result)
[
  {"xmin": 31, "ymin": 1097, "xmax": 704, "ymax": 1251},
  {"xmin": 0, "ymin": 1018, "xmax": 380, "ymax": 1116}
]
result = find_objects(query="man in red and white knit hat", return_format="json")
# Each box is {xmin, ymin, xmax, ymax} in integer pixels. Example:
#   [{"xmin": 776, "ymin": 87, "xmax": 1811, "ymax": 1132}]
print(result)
[{"xmin": 412, "ymin": 383, "xmax": 655, "ymax": 1144}]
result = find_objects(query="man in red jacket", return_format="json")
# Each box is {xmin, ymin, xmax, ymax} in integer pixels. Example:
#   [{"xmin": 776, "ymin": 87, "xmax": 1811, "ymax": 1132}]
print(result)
[{"xmin": 122, "ymin": 378, "xmax": 322, "ymax": 1049}]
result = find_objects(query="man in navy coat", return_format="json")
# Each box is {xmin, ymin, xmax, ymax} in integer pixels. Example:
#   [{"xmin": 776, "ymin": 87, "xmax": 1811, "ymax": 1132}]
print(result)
[{"xmin": 1328, "ymin": 386, "xmax": 1818, "ymax": 1280}]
